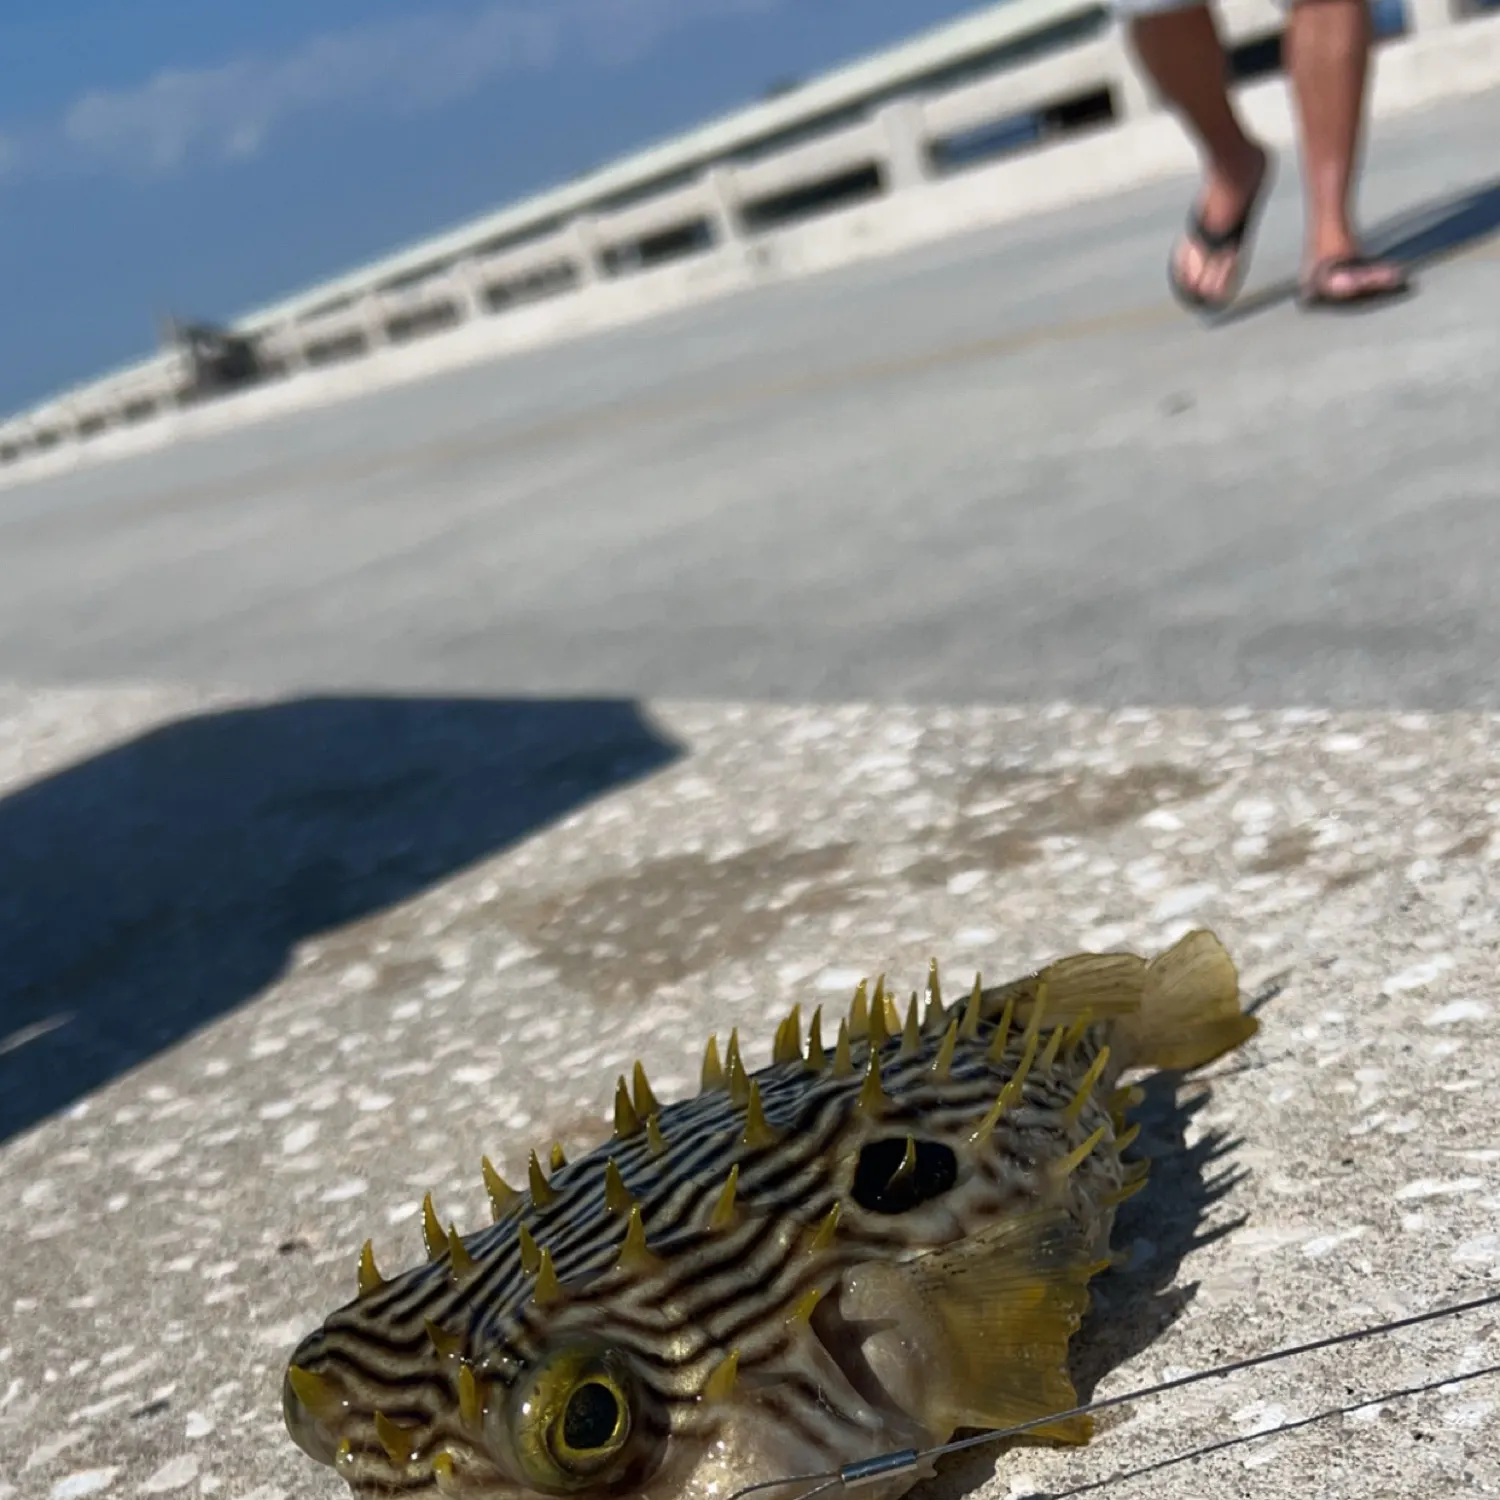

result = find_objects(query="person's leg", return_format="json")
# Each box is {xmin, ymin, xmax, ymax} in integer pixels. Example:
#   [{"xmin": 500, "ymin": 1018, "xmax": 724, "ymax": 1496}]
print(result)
[
  {"xmin": 1125, "ymin": 3, "xmax": 1272, "ymax": 305},
  {"xmin": 1283, "ymin": 0, "xmax": 1407, "ymax": 301}
]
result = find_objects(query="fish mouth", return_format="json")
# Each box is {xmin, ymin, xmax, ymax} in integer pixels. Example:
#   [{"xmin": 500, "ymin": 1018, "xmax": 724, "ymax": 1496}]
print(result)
[
  {"xmin": 807, "ymin": 1294, "xmax": 908, "ymax": 1418},
  {"xmin": 283, "ymin": 1363, "xmax": 457, "ymax": 1496},
  {"xmin": 283, "ymin": 1362, "xmax": 343, "ymax": 1468}
]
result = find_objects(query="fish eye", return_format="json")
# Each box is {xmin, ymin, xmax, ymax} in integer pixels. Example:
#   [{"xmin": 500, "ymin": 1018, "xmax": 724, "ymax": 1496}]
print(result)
[
  {"xmin": 506, "ymin": 1346, "xmax": 637, "ymax": 1492},
  {"xmin": 555, "ymin": 1377, "xmax": 628, "ymax": 1464}
]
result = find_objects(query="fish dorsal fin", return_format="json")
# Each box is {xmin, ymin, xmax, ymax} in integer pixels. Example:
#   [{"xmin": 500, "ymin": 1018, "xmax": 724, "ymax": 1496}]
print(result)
[
  {"xmin": 900, "ymin": 1208, "xmax": 1098, "ymax": 1445},
  {"xmin": 1113, "ymin": 929, "xmax": 1258, "ymax": 1072},
  {"xmin": 986, "ymin": 952, "xmax": 1147, "ymax": 1029}
]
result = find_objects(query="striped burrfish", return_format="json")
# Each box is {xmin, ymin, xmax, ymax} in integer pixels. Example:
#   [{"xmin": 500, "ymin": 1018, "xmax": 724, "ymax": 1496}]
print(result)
[{"xmin": 283, "ymin": 929, "xmax": 1258, "ymax": 1500}]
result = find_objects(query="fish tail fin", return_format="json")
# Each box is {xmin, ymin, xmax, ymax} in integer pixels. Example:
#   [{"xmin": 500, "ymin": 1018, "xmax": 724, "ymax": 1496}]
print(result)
[{"xmin": 1111, "ymin": 929, "xmax": 1258, "ymax": 1073}]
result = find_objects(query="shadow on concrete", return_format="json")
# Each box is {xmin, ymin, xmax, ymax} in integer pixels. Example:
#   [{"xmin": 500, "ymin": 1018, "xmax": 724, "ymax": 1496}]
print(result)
[
  {"xmin": 1070, "ymin": 1076, "xmax": 1248, "ymax": 1402},
  {"xmin": 0, "ymin": 696, "xmax": 682, "ymax": 1142},
  {"xmin": 1371, "ymin": 175, "xmax": 1500, "ymax": 268},
  {"xmin": 909, "ymin": 1074, "xmax": 1249, "ymax": 1500},
  {"xmin": 1215, "ymin": 174, "xmax": 1500, "ymax": 325}
]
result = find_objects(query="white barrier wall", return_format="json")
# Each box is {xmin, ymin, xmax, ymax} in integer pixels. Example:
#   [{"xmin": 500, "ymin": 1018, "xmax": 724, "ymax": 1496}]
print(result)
[{"xmin": 0, "ymin": 0, "xmax": 1491, "ymax": 479}]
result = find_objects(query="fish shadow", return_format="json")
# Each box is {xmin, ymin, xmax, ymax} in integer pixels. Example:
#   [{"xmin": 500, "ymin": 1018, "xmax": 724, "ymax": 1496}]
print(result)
[
  {"xmin": 1069, "ymin": 1074, "xmax": 1247, "ymax": 1401},
  {"xmin": 911, "ymin": 1070, "xmax": 1249, "ymax": 1500}
]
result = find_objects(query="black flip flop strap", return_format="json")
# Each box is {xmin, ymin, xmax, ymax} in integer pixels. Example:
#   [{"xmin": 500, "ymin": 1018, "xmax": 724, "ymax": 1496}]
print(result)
[{"xmin": 1186, "ymin": 207, "xmax": 1253, "ymax": 255}]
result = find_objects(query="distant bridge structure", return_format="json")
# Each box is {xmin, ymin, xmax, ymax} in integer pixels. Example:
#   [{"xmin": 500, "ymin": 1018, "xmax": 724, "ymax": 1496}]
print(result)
[{"xmin": 2, "ymin": 0, "xmax": 1497, "ymax": 484}]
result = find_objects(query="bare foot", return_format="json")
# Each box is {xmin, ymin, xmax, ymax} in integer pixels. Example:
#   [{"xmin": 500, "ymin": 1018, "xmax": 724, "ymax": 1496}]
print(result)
[{"xmin": 1299, "ymin": 254, "xmax": 1410, "ymax": 308}]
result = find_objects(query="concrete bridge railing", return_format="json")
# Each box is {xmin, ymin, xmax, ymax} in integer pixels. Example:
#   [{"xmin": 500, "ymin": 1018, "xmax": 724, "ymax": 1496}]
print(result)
[{"xmin": 1, "ymin": 0, "xmax": 1495, "ymax": 480}]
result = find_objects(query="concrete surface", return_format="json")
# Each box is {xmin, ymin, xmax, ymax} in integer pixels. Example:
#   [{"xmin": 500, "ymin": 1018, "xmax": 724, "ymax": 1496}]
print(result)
[
  {"xmin": 2, "ymin": 91, "xmax": 1500, "ymax": 709},
  {"xmin": 2, "ymin": 693, "xmax": 1499, "ymax": 1500}
]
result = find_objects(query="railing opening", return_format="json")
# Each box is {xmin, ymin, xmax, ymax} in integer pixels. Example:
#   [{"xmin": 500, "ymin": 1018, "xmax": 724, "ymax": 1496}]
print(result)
[
  {"xmin": 304, "ymin": 331, "xmax": 370, "ymax": 367},
  {"xmin": 1042, "ymin": 85, "xmax": 1116, "ymax": 136},
  {"xmin": 601, "ymin": 219, "xmax": 715, "ymax": 276},
  {"xmin": 482, "ymin": 261, "xmax": 583, "ymax": 313},
  {"xmin": 741, "ymin": 163, "xmax": 885, "ymax": 233},
  {"xmin": 931, "ymin": 115, "xmax": 1041, "ymax": 172},
  {"xmin": 930, "ymin": 83, "xmax": 1116, "ymax": 177},
  {"xmin": 1228, "ymin": 31, "xmax": 1285, "ymax": 80},
  {"xmin": 387, "ymin": 301, "xmax": 463, "ymax": 343}
]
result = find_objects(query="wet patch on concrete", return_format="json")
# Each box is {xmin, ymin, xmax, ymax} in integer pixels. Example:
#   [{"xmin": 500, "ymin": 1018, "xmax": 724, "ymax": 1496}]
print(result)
[
  {"xmin": 498, "ymin": 838, "xmax": 858, "ymax": 998},
  {"xmin": 904, "ymin": 762, "xmax": 1217, "ymax": 887}
]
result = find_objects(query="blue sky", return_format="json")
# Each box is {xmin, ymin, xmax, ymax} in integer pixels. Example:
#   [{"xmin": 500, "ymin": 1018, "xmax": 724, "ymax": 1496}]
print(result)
[{"xmin": 0, "ymin": 1, "xmax": 992, "ymax": 416}]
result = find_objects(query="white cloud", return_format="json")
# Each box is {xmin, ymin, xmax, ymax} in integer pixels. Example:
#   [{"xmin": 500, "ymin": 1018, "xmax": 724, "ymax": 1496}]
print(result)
[{"xmin": 27, "ymin": 0, "xmax": 782, "ymax": 178}]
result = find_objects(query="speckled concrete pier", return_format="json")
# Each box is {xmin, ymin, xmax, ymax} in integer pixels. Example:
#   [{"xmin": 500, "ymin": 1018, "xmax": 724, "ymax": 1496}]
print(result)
[{"xmin": 3, "ymin": 691, "xmax": 1497, "ymax": 1499}]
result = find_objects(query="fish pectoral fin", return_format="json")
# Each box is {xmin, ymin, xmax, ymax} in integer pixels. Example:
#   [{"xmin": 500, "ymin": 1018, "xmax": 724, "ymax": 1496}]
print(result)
[
  {"xmin": 905, "ymin": 1208, "xmax": 1096, "ymax": 1447},
  {"xmin": 1114, "ymin": 929, "xmax": 1258, "ymax": 1073}
]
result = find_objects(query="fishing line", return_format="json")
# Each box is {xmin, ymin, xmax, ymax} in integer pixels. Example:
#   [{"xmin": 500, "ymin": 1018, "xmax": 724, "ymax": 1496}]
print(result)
[
  {"xmin": 1038, "ymin": 1361, "xmax": 1500, "ymax": 1499},
  {"xmin": 724, "ymin": 1286, "xmax": 1500, "ymax": 1500}
]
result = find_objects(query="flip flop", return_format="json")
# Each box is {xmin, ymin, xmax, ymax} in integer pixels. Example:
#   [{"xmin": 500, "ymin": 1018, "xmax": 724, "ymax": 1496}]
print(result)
[
  {"xmin": 1297, "ymin": 255, "xmax": 1413, "ymax": 312},
  {"xmin": 1167, "ymin": 151, "xmax": 1276, "ymax": 315}
]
